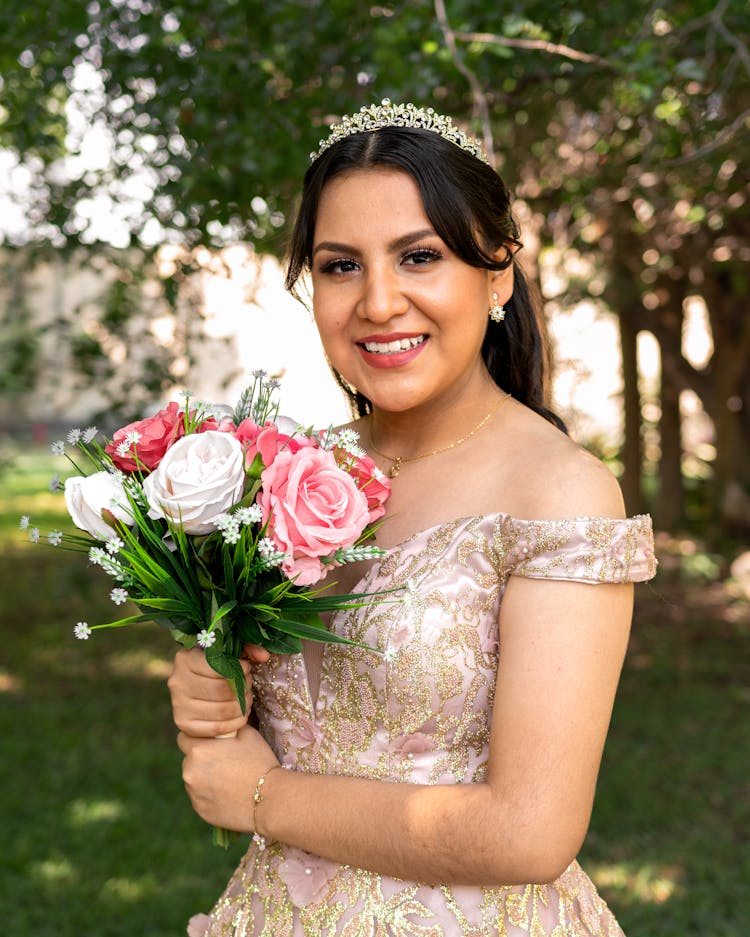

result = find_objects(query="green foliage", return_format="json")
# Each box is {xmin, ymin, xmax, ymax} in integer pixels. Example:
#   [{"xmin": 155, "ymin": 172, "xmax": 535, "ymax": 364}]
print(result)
[
  {"xmin": 1, "ymin": 2, "xmax": 749, "ymax": 533},
  {"xmin": 2, "ymin": 1, "xmax": 742, "ymax": 250}
]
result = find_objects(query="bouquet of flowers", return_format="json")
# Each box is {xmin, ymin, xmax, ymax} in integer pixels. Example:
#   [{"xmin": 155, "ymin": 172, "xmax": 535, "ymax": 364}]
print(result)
[{"xmin": 23, "ymin": 372, "xmax": 392, "ymax": 842}]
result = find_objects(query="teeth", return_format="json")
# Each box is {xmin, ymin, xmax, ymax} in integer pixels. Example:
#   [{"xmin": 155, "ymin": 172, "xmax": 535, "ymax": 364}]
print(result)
[{"xmin": 363, "ymin": 336, "xmax": 425, "ymax": 354}]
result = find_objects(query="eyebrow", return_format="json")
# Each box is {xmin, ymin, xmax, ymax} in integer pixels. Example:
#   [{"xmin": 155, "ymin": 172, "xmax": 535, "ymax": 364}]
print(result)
[{"xmin": 312, "ymin": 227, "xmax": 437, "ymax": 257}]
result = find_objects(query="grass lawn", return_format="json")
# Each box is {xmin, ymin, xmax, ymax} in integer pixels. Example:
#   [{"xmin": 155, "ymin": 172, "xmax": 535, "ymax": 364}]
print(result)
[{"xmin": 1, "ymin": 448, "xmax": 748, "ymax": 935}]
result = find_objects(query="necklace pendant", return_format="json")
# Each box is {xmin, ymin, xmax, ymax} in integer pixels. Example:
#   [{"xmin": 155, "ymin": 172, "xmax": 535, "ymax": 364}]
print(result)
[{"xmin": 389, "ymin": 457, "xmax": 402, "ymax": 479}]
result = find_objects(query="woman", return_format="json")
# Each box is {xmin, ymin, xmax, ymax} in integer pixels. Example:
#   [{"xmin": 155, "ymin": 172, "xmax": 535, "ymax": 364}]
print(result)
[{"xmin": 170, "ymin": 100, "xmax": 656, "ymax": 936}]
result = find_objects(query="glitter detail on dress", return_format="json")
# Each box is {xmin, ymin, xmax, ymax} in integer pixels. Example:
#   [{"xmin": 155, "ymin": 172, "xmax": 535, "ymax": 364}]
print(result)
[{"xmin": 188, "ymin": 513, "xmax": 656, "ymax": 936}]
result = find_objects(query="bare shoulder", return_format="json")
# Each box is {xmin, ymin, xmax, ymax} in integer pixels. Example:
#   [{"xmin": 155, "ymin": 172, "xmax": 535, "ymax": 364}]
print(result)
[{"xmin": 501, "ymin": 406, "xmax": 626, "ymax": 521}]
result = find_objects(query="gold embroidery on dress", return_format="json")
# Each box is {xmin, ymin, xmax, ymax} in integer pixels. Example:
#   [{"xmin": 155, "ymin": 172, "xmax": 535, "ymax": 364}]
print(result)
[{"xmin": 196, "ymin": 514, "xmax": 655, "ymax": 936}]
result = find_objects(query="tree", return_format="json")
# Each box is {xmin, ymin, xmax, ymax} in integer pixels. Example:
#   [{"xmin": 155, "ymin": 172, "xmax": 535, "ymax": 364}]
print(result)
[{"xmin": 1, "ymin": 0, "xmax": 748, "ymax": 533}]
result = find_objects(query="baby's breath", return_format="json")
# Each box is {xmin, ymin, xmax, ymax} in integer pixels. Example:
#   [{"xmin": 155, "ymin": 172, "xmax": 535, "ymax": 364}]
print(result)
[
  {"xmin": 48, "ymin": 531, "xmax": 63, "ymax": 546},
  {"xmin": 235, "ymin": 505, "xmax": 262, "ymax": 525},
  {"xmin": 19, "ymin": 515, "xmax": 30, "ymax": 530},
  {"xmin": 67, "ymin": 428, "xmax": 82, "ymax": 445},
  {"xmin": 222, "ymin": 525, "xmax": 242, "ymax": 545},
  {"xmin": 258, "ymin": 537, "xmax": 277, "ymax": 557},
  {"xmin": 51, "ymin": 440, "xmax": 66, "ymax": 455},
  {"xmin": 258, "ymin": 537, "xmax": 286, "ymax": 567},
  {"xmin": 105, "ymin": 536, "xmax": 124, "ymax": 555},
  {"xmin": 89, "ymin": 546, "xmax": 106, "ymax": 566},
  {"xmin": 197, "ymin": 629, "xmax": 217, "ymax": 648},
  {"xmin": 87, "ymin": 548, "xmax": 122, "ymax": 578},
  {"xmin": 110, "ymin": 587, "xmax": 129, "ymax": 605},
  {"xmin": 74, "ymin": 622, "xmax": 92, "ymax": 640},
  {"xmin": 82, "ymin": 426, "xmax": 99, "ymax": 443},
  {"xmin": 48, "ymin": 474, "xmax": 62, "ymax": 493},
  {"xmin": 29, "ymin": 528, "xmax": 41, "ymax": 543}
]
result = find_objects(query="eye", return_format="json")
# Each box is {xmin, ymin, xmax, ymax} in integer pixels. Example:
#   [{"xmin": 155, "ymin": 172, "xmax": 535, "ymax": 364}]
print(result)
[
  {"xmin": 401, "ymin": 246, "xmax": 443, "ymax": 266},
  {"xmin": 318, "ymin": 257, "xmax": 360, "ymax": 275}
]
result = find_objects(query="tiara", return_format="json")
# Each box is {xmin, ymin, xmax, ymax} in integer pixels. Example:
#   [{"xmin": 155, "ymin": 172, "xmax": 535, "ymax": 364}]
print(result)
[{"xmin": 310, "ymin": 98, "xmax": 488, "ymax": 164}]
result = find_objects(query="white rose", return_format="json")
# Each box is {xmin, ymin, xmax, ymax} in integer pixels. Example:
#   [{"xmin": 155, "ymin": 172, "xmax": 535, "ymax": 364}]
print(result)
[
  {"xmin": 142, "ymin": 430, "xmax": 246, "ymax": 535},
  {"xmin": 64, "ymin": 472, "xmax": 135, "ymax": 540}
]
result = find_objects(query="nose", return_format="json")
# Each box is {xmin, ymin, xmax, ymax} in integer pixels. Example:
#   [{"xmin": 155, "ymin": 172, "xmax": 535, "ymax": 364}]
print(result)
[{"xmin": 357, "ymin": 266, "xmax": 409, "ymax": 323}]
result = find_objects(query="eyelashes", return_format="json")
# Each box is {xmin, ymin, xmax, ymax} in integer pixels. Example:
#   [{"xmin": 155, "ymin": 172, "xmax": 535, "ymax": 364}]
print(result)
[
  {"xmin": 401, "ymin": 245, "xmax": 443, "ymax": 264},
  {"xmin": 318, "ymin": 257, "xmax": 358, "ymax": 274},
  {"xmin": 317, "ymin": 244, "xmax": 443, "ymax": 275}
]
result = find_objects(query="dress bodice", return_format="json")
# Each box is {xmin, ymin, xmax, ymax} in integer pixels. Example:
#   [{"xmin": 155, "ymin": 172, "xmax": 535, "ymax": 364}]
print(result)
[{"xmin": 190, "ymin": 513, "xmax": 656, "ymax": 937}]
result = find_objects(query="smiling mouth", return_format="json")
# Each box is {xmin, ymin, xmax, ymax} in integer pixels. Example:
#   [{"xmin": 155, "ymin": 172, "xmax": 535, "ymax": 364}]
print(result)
[{"xmin": 361, "ymin": 336, "xmax": 426, "ymax": 355}]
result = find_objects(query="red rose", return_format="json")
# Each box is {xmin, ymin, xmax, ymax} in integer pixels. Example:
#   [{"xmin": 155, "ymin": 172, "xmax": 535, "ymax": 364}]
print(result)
[
  {"xmin": 345, "ymin": 451, "xmax": 390, "ymax": 522},
  {"xmin": 105, "ymin": 401, "xmax": 186, "ymax": 472}
]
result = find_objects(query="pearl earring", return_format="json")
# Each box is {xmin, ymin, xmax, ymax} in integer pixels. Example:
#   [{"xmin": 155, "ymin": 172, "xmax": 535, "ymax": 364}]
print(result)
[{"xmin": 489, "ymin": 292, "xmax": 506, "ymax": 322}]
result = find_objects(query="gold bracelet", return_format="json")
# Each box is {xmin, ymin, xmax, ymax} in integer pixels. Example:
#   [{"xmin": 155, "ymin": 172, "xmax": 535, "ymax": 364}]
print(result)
[{"xmin": 252, "ymin": 764, "xmax": 283, "ymax": 836}]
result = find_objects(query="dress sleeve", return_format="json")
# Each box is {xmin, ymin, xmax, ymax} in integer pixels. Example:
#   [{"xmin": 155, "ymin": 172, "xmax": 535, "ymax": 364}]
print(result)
[{"xmin": 501, "ymin": 514, "xmax": 657, "ymax": 584}]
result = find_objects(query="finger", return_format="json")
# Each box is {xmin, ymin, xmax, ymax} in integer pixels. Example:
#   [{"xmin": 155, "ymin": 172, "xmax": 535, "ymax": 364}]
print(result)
[
  {"xmin": 176, "ymin": 731, "xmax": 195, "ymax": 755},
  {"xmin": 169, "ymin": 654, "xmax": 251, "ymax": 704},
  {"xmin": 243, "ymin": 643, "xmax": 271, "ymax": 663},
  {"xmin": 182, "ymin": 647, "xmax": 253, "ymax": 679},
  {"xmin": 173, "ymin": 703, "xmax": 251, "ymax": 738}
]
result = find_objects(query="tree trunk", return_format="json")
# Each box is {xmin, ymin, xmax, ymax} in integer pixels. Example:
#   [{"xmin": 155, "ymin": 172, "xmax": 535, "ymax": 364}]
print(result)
[
  {"xmin": 703, "ymin": 271, "xmax": 750, "ymax": 534},
  {"xmin": 651, "ymin": 303, "xmax": 687, "ymax": 532},
  {"xmin": 618, "ymin": 312, "xmax": 644, "ymax": 515}
]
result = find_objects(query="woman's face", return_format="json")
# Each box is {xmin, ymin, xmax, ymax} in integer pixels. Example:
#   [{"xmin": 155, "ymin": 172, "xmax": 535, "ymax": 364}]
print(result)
[{"xmin": 310, "ymin": 167, "xmax": 513, "ymax": 416}]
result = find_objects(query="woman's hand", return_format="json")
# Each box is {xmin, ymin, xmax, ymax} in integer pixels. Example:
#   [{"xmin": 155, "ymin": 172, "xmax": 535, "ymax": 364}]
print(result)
[
  {"xmin": 168, "ymin": 644, "xmax": 270, "ymax": 738},
  {"xmin": 177, "ymin": 725, "xmax": 279, "ymax": 832}
]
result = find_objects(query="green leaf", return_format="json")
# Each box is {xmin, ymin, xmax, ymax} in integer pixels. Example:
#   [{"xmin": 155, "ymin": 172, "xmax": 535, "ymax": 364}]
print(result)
[
  {"xmin": 272, "ymin": 616, "xmax": 376, "ymax": 651},
  {"xmin": 204, "ymin": 643, "xmax": 247, "ymax": 714},
  {"xmin": 209, "ymin": 597, "xmax": 237, "ymax": 629}
]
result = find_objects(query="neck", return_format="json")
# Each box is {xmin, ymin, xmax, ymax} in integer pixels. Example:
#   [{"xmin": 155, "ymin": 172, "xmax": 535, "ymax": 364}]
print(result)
[{"xmin": 367, "ymin": 375, "xmax": 504, "ymax": 459}]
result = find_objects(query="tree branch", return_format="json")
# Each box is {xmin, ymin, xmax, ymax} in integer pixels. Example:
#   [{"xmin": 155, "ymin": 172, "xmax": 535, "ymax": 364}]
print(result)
[
  {"xmin": 433, "ymin": 0, "xmax": 495, "ymax": 163},
  {"xmin": 663, "ymin": 106, "xmax": 750, "ymax": 165},
  {"xmin": 452, "ymin": 31, "xmax": 615, "ymax": 69}
]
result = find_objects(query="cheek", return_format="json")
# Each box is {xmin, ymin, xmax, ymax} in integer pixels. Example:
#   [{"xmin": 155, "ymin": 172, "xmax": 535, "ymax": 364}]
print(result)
[{"xmin": 313, "ymin": 303, "xmax": 348, "ymax": 350}]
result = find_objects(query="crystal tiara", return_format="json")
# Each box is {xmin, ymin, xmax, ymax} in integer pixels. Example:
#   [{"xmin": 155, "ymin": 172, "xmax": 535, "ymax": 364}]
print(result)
[{"xmin": 310, "ymin": 98, "xmax": 488, "ymax": 164}]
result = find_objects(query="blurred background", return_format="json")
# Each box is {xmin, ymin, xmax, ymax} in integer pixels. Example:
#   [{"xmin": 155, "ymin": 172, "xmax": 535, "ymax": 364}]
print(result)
[{"xmin": 0, "ymin": 2, "xmax": 748, "ymax": 935}]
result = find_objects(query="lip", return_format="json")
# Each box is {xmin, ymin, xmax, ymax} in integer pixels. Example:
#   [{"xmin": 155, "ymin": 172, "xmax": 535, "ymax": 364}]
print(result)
[{"xmin": 356, "ymin": 334, "xmax": 429, "ymax": 369}]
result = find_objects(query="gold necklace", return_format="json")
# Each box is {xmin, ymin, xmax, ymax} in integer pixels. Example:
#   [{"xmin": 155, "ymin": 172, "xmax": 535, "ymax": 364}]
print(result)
[{"xmin": 369, "ymin": 393, "xmax": 511, "ymax": 478}]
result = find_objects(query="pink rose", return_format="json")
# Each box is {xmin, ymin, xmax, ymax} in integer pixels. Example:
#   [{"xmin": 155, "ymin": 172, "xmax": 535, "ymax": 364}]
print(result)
[
  {"xmin": 197, "ymin": 418, "xmax": 236, "ymax": 434},
  {"xmin": 234, "ymin": 418, "xmax": 317, "ymax": 473},
  {"xmin": 259, "ymin": 446, "xmax": 370, "ymax": 586},
  {"xmin": 344, "ymin": 451, "xmax": 390, "ymax": 522},
  {"xmin": 106, "ymin": 402, "xmax": 186, "ymax": 472},
  {"xmin": 234, "ymin": 419, "xmax": 285, "ymax": 470}
]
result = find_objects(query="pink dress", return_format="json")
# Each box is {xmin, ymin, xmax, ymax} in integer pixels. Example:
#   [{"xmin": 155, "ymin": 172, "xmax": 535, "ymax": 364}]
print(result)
[{"xmin": 189, "ymin": 513, "xmax": 656, "ymax": 937}]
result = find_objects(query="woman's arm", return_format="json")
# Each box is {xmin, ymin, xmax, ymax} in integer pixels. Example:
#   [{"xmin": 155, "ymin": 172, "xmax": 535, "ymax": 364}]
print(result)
[
  {"xmin": 173, "ymin": 457, "xmax": 634, "ymax": 885},
  {"xmin": 174, "ymin": 573, "xmax": 632, "ymax": 885}
]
